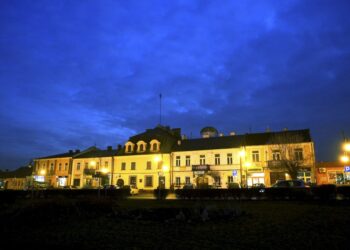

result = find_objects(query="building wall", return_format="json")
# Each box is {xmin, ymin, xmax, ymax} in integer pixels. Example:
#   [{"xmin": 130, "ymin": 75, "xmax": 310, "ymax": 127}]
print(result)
[
  {"xmin": 34, "ymin": 157, "xmax": 72, "ymax": 187},
  {"xmin": 114, "ymin": 153, "xmax": 171, "ymax": 189},
  {"xmin": 316, "ymin": 162, "xmax": 349, "ymax": 185},
  {"xmin": 71, "ymin": 157, "xmax": 114, "ymax": 188}
]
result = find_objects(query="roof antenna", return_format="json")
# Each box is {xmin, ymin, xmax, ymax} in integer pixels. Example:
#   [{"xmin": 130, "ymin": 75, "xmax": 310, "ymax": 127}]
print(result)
[{"xmin": 159, "ymin": 93, "xmax": 162, "ymax": 126}]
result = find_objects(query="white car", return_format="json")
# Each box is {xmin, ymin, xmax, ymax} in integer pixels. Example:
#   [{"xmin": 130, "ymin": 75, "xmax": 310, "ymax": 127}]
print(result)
[{"xmin": 130, "ymin": 185, "xmax": 139, "ymax": 195}]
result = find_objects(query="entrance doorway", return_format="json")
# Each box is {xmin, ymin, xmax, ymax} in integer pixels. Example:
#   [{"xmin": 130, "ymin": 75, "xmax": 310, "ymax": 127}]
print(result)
[{"xmin": 196, "ymin": 176, "xmax": 209, "ymax": 189}]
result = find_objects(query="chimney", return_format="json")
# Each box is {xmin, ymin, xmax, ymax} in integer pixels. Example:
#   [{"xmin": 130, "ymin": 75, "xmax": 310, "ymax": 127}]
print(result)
[
  {"xmin": 229, "ymin": 132, "xmax": 236, "ymax": 136},
  {"xmin": 69, "ymin": 150, "xmax": 73, "ymax": 154},
  {"xmin": 107, "ymin": 146, "xmax": 112, "ymax": 151},
  {"xmin": 117, "ymin": 144, "xmax": 122, "ymax": 150}
]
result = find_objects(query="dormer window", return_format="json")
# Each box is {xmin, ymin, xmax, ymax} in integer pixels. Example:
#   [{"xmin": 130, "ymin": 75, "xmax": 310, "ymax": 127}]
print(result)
[
  {"xmin": 136, "ymin": 140, "xmax": 147, "ymax": 153},
  {"xmin": 150, "ymin": 139, "xmax": 160, "ymax": 152},
  {"xmin": 125, "ymin": 141, "xmax": 135, "ymax": 153}
]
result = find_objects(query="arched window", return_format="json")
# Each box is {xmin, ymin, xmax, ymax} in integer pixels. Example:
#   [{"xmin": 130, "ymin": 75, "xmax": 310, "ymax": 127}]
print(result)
[
  {"xmin": 152, "ymin": 143, "xmax": 158, "ymax": 151},
  {"xmin": 127, "ymin": 145, "xmax": 132, "ymax": 152},
  {"xmin": 139, "ymin": 144, "xmax": 144, "ymax": 152}
]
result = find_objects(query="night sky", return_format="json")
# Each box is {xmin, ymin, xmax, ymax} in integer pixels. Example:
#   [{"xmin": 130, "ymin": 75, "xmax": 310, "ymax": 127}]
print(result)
[{"xmin": 1, "ymin": 0, "xmax": 350, "ymax": 170}]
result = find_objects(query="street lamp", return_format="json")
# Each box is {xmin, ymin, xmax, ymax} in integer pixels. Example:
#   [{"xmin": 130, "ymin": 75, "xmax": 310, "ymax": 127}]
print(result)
[
  {"xmin": 239, "ymin": 150, "xmax": 245, "ymax": 188},
  {"xmin": 244, "ymin": 161, "xmax": 251, "ymax": 187}
]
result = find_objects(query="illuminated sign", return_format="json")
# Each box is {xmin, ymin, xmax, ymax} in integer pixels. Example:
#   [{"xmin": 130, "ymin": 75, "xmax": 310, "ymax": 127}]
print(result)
[
  {"xmin": 345, "ymin": 166, "xmax": 350, "ymax": 172},
  {"xmin": 192, "ymin": 165, "xmax": 210, "ymax": 171}
]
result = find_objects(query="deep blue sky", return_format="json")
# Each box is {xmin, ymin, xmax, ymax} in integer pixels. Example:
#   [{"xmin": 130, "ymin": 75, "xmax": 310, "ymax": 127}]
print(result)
[{"xmin": 1, "ymin": 0, "xmax": 350, "ymax": 170}]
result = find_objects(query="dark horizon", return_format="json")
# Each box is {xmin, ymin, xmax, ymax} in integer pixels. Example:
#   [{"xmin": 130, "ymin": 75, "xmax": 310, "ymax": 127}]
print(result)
[{"xmin": 1, "ymin": 0, "xmax": 350, "ymax": 170}]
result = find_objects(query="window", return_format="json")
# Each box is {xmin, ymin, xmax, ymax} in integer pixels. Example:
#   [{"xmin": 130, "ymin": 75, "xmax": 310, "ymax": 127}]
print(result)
[
  {"xmin": 227, "ymin": 153, "xmax": 233, "ymax": 165},
  {"xmin": 58, "ymin": 163, "xmax": 62, "ymax": 171},
  {"xmin": 105, "ymin": 161, "xmax": 108, "ymax": 167},
  {"xmin": 73, "ymin": 179, "xmax": 80, "ymax": 187},
  {"xmin": 127, "ymin": 145, "xmax": 132, "ymax": 152},
  {"xmin": 85, "ymin": 162, "xmax": 88, "ymax": 169},
  {"xmin": 252, "ymin": 151, "xmax": 260, "ymax": 162},
  {"xmin": 146, "ymin": 161, "xmax": 151, "ymax": 170},
  {"xmin": 200, "ymin": 155, "xmax": 206, "ymax": 165},
  {"xmin": 215, "ymin": 154, "xmax": 220, "ymax": 165},
  {"xmin": 131, "ymin": 162, "xmax": 136, "ymax": 170},
  {"xmin": 185, "ymin": 156, "xmax": 191, "ymax": 166},
  {"xmin": 176, "ymin": 177, "xmax": 181, "ymax": 186},
  {"xmin": 77, "ymin": 163, "xmax": 81, "ymax": 171},
  {"xmin": 272, "ymin": 150, "xmax": 281, "ymax": 161},
  {"xmin": 96, "ymin": 162, "xmax": 100, "ymax": 170},
  {"xmin": 176, "ymin": 156, "xmax": 181, "ymax": 167},
  {"xmin": 152, "ymin": 143, "xmax": 158, "ymax": 151},
  {"xmin": 294, "ymin": 148, "xmax": 303, "ymax": 161},
  {"xmin": 64, "ymin": 163, "xmax": 68, "ymax": 171},
  {"xmin": 50, "ymin": 163, "xmax": 54, "ymax": 171},
  {"xmin": 139, "ymin": 144, "xmax": 144, "ymax": 152},
  {"xmin": 185, "ymin": 177, "xmax": 191, "ymax": 184},
  {"xmin": 214, "ymin": 176, "xmax": 221, "ymax": 186},
  {"xmin": 145, "ymin": 176, "xmax": 153, "ymax": 187},
  {"xmin": 121, "ymin": 162, "xmax": 126, "ymax": 171},
  {"xmin": 228, "ymin": 176, "xmax": 234, "ymax": 183},
  {"xmin": 129, "ymin": 176, "xmax": 137, "ymax": 186}
]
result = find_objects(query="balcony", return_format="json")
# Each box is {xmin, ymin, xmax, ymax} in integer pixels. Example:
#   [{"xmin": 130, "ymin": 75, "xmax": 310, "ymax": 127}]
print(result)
[
  {"xmin": 84, "ymin": 168, "xmax": 96, "ymax": 175},
  {"xmin": 267, "ymin": 160, "xmax": 284, "ymax": 169}
]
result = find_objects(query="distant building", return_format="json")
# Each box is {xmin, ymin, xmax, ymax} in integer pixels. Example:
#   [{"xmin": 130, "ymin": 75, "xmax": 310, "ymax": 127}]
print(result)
[
  {"xmin": 316, "ymin": 162, "xmax": 350, "ymax": 185},
  {"xmin": 0, "ymin": 166, "xmax": 33, "ymax": 190}
]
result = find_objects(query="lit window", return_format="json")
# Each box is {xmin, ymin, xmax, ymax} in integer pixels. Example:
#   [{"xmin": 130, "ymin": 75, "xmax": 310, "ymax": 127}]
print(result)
[
  {"xmin": 294, "ymin": 148, "xmax": 303, "ymax": 161},
  {"xmin": 145, "ymin": 176, "xmax": 153, "ymax": 187},
  {"xmin": 200, "ymin": 155, "xmax": 206, "ymax": 165},
  {"xmin": 215, "ymin": 154, "xmax": 220, "ymax": 165},
  {"xmin": 227, "ymin": 153, "xmax": 233, "ymax": 165},
  {"xmin": 252, "ymin": 151, "xmax": 260, "ymax": 162},
  {"xmin": 176, "ymin": 156, "xmax": 181, "ymax": 167},
  {"xmin": 185, "ymin": 156, "xmax": 191, "ymax": 166},
  {"xmin": 176, "ymin": 177, "xmax": 181, "ymax": 186},
  {"xmin": 272, "ymin": 150, "xmax": 281, "ymax": 161}
]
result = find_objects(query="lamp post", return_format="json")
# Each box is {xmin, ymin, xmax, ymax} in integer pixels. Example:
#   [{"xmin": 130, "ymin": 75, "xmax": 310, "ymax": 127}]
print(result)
[
  {"xmin": 244, "ymin": 161, "xmax": 251, "ymax": 187},
  {"xmin": 239, "ymin": 150, "xmax": 245, "ymax": 188}
]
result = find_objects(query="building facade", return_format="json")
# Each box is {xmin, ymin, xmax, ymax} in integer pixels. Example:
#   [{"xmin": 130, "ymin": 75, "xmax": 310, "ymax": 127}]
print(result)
[{"xmin": 31, "ymin": 125, "xmax": 316, "ymax": 189}]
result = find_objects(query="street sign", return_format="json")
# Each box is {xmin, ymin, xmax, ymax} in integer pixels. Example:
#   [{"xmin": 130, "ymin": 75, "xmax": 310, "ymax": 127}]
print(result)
[
  {"xmin": 345, "ymin": 166, "xmax": 350, "ymax": 172},
  {"xmin": 232, "ymin": 170, "xmax": 238, "ymax": 176}
]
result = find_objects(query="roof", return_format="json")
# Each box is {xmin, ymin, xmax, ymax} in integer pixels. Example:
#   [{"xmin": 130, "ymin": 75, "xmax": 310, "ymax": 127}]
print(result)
[
  {"xmin": 173, "ymin": 129, "xmax": 312, "ymax": 152},
  {"xmin": 117, "ymin": 125, "xmax": 181, "ymax": 155},
  {"xmin": 35, "ymin": 151, "xmax": 80, "ymax": 160},
  {"xmin": 74, "ymin": 148, "xmax": 118, "ymax": 159},
  {"xmin": 0, "ymin": 166, "xmax": 33, "ymax": 178}
]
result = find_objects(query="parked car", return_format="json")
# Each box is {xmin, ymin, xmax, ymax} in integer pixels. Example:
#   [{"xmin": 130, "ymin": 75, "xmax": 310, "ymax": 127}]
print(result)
[
  {"xmin": 103, "ymin": 184, "xmax": 116, "ymax": 190},
  {"xmin": 272, "ymin": 179, "xmax": 308, "ymax": 188},
  {"xmin": 252, "ymin": 183, "xmax": 265, "ymax": 188},
  {"xmin": 130, "ymin": 184, "xmax": 139, "ymax": 195}
]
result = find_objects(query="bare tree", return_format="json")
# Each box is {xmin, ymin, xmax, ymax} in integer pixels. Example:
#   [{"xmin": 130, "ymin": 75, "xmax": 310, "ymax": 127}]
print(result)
[{"xmin": 268, "ymin": 131, "xmax": 312, "ymax": 180}]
